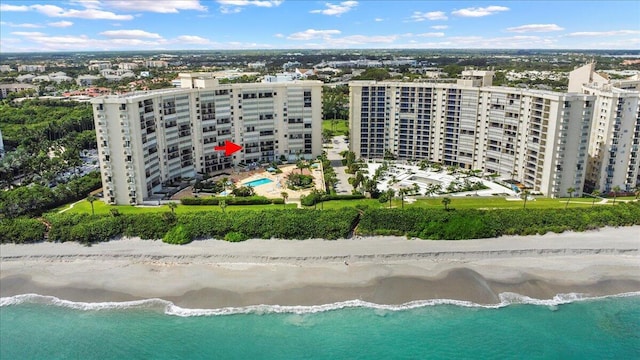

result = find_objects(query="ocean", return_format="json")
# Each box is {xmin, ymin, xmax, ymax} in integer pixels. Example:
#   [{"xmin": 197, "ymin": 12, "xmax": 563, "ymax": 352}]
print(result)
[{"xmin": 1, "ymin": 293, "xmax": 639, "ymax": 359}]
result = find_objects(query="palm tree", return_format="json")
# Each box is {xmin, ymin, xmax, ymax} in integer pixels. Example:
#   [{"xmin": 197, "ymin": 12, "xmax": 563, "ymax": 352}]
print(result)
[
  {"xmin": 387, "ymin": 188, "xmax": 395, "ymax": 208},
  {"xmin": 167, "ymin": 202, "xmax": 177, "ymax": 213},
  {"xmin": 221, "ymin": 177, "xmax": 230, "ymax": 193},
  {"xmin": 634, "ymin": 185, "xmax": 640, "ymax": 200},
  {"xmin": 399, "ymin": 188, "xmax": 406, "ymax": 209},
  {"xmin": 591, "ymin": 189, "xmax": 600, "ymax": 207},
  {"xmin": 565, "ymin": 187, "xmax": 575, "ymax": 209},
  {"xmin": 612, "ymin": 185, "xmax": 621, "ymax": 205},
  {"xmin": 281, "ymin": 191, "xmax": 288, "ymax": 208},
  {"xmin": 296, "ymin": 159, "xmax": 307, "ymax": 174},
  {"xmin": 441, "ymin": 197, "xmax": 451, "ymax": 211},
  {"xmin": 522, "ymin": 190, "xmax": 530, "ymax": 209},
  {"xmin": 86, "ymin": 195, "xmax": 96, "ymax": 216}
]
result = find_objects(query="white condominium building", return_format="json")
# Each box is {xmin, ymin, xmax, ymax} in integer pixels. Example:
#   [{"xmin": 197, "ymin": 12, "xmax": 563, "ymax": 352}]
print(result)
[
  {"xmin": 92, "ymin": 73, "xmax": 322, "ymax": 205},
  {"xmin": 350, "ymin": 72, "xmax": 595, "ymax": 198},
  {"xmin": 569, "ymin": 63, "xmax": 640, "ymax": 193}
]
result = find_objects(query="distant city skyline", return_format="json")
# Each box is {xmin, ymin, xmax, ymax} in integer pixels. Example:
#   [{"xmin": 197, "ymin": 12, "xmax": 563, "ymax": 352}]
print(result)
[{"xmin": 0, "ymin": 1, "xmax": 639, "ymax": 52}]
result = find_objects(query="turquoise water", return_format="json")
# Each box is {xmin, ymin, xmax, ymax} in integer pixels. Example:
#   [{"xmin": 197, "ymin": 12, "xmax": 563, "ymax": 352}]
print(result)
[
  {"xmin": 244, "ymin": 178, "xmax": 273, "ymax": 187},
  {"xmin": 1, "ymin": 294, "xmax": 639, "ymax": 359}
]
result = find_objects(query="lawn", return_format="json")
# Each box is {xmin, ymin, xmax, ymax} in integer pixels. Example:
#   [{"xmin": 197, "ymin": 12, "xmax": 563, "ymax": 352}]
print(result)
[
  {"xmin": 55, "ymin": 193, "xmax": 631, "ymax": 216},
  {"xmin": 404, "ymin": 196, "xmax": 600, "ymax": 210},
  {"xmin": 322, "ymin": 119, "xmax": 349, "ymax": 136},
  {"xmin": 57, "ymin": 199, "xmax": 298, "ymax": 216}
]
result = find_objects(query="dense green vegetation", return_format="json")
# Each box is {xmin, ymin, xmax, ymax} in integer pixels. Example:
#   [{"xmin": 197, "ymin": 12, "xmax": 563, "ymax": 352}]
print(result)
[
  {"xmin": 181, "ymin": 196, "xmax": 283, "ymax": 205},
  {"xmin": 0, "ymin": 99, "xmax": 96, "ymax": 190},
  {"xmin": 0, "ymin": 171, "xmax": 102, "ymax": 218},
  {"xmin": 357, "ymin": 203, "xmax": 640, "ymax": 239},
  {"xmin": 3, "ymin": 200, "xmax": 639, "ymax": 244},
  {"xmin": 0, "ymin": 217, "xmax": 47, "ymax": 244},
  {"xmin": 322, "ymin": 85, "xmax": 348, "ymax": 120},
  {"xmin": 0, "ymin": 99, "xmax": 94, "ymax": 149},
  {"xmin": 4, "ymin": 208, "xmax": 360, "ymax": 244}
]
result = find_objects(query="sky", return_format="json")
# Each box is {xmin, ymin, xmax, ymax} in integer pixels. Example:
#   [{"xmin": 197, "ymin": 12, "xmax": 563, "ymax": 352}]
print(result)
[{"xmin": 0, "ymin": 0, "xmax": 639, "ymax": 52}]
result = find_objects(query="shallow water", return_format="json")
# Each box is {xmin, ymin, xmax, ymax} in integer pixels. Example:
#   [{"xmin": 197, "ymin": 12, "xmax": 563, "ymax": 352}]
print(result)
[{"xmin": 1, "ymin": 293, "xmax": 639, "ymax": 359}]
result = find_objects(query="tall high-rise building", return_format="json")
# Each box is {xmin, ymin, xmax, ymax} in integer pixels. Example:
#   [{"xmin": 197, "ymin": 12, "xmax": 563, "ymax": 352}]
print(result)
[
  {"xmin": 92, "ymin": 74, "xmax": 322, "ymax": 205},
  {"xmin": 349, "ymin": 71, "xmax": 595, "ymax": 198},
  {"xmin": 569, "ymin": 63, "xmax": 640, "ymax": 193}
]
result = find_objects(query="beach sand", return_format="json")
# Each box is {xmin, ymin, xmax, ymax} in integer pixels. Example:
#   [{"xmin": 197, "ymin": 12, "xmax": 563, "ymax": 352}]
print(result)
[{"xmin": 1, "ymin": 226, "xmax": 639, "ymax": 308}]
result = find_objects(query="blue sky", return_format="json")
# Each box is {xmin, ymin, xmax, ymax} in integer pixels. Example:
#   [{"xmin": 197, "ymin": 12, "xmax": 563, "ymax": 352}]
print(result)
[{"xmin": 0, "ymin": 1, "xmax": 638, "ymax": 52}]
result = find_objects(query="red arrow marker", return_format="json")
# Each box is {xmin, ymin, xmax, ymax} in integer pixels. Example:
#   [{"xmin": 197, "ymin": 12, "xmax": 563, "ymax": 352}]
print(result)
[{"xmin": 214, "ymin": 140, "xmax": 243, "ymax": 156}]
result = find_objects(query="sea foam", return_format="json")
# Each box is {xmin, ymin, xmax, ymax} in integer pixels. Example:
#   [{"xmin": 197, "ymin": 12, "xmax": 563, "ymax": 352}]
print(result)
[{"xmin": 2, "ymin": 292, "xmax": 639, "ymax": 317}]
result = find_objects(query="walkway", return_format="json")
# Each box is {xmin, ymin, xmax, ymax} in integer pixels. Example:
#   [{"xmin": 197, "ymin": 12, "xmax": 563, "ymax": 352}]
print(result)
[{"xmin": 325, "ymin": 135, "xmax": 352, "ymax": 194}]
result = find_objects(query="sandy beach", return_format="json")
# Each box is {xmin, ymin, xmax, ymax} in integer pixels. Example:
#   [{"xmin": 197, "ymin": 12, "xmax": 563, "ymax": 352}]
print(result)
[{"xmin": 1, "ymin": 226, "xmax": 639, "ymax": 308}]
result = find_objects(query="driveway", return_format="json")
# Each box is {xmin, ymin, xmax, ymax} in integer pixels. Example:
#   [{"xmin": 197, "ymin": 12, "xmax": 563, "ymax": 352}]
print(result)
[{"xmin": 324, "ymin": 135, "xmax": 352, "ymax": 194}]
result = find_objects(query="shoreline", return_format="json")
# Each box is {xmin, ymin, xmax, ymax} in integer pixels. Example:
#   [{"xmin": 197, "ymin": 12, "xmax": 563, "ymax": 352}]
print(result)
[{"xmin": 2, "ymin": 226, "xmax": 639, "ymax": 309}]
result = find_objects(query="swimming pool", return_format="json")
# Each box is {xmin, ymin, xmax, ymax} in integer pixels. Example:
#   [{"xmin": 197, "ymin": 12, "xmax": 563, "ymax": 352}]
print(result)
[{"xmin": 243, "ymin": 178, "xmax": 274, "ymax": 187}]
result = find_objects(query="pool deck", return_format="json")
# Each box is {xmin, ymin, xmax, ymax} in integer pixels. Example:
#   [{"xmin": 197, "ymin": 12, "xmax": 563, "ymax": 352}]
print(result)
[
  {"xmin": 365, "ymin": 163, "xmax": 517, "ymax": 197},
  {"xmin": 239, "ymin": 164, "xmax": 324, "ymax": 200}
]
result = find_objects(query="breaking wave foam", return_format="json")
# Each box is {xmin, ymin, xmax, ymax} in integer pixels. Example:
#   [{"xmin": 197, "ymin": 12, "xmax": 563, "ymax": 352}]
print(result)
[{"xmin": 2, "ymin": 292, "xmax": 639, "ymax": 317}]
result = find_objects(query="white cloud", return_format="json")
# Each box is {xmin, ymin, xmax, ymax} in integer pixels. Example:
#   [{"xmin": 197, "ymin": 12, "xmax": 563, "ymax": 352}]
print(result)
[
  {"xmin": 416, "ymin": 32, "xmax": 445, "ymax": 38},
  {"xmin": 175, "ymin": 35, "xmax": 211, "ymax": 44},
  {"xmin": 274, "ymin": 33, "xmax": 285, "ymax": 38},
  {"xmin": 11, "ymin": 31, "xmax": 48, "ymax": 37},
  {"xmin": 0, "ymin": 4, "xmax": 30, "ymax": 11},
  {"xmin": 374, "ymin": 18, "xmax": 383, "ymax": 22},
  {"xmin": 431, "ymin": 25, "xmax": 448, "ymax": 30},
  {"xmin": 330, "ymin": 34, "xmax": 397, "ymax": 46},
  {"xmin": 452, "ymin": 6, "xmax": 509, "ymax": 17},
  {"xmin": 68, "ymin": 1, "xmax": 102, "ymax": 9},
  {"xmin": 310, "ymin": 1, "xmax": 358, "ymax": 16},
  {"xmin": 100, "ymin": 30, "xmax": 162, "ymax": 39},
  {"xmin": 287, "ymin": 29, "xmax": 341, "ymax": 40},
  {"xmin": 220, "ymin": 6, "xmax": 242, "ymax": 14},
  {"xmin": 217, "ymin": 0, "xmax": 282, "ymax": 13},
  {"xmin": 410, "ymin": 11, "xmax": 447, "ymax": 21},
  {"xmin": 48, "ymin": 21, "xmax": 74, "ymax": 28},
  {"xmin": 8, "ymin": 31, "xmax": 169, "ymax": 51},
  {"xmin": 217, "ymin": 0, "xmax": 283, "ymax": 6},
  {"xmin": 31, "ymin": 4, "xmax": 134, "ymax": 20},
  {"xmin": 104, "ymin": 1, "xmax": 207, "ymax": 13},
  {"xmin": 568, "ymin": 30, "xmax": 640, "ymax": 37},
  {"xmin": 507, "ymin": 24, "xmax": 564, "ymax": 33},
  {"xmin": 1, "ymin": 22, "xmax": 44, "ymax": 28}
]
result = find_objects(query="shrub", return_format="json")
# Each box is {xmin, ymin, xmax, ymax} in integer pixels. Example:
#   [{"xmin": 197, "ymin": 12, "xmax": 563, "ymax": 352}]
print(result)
[
  {"xmin": 163, "ymin": 225, "xmax": 193, "ymax": 245},
  {"xmin": 286, "ymin": 173, "xmax": 314, "ymax": 189},
  {"xmin": 181, "ymin": 196, "xmax": 276, "ymax": 206},
  {"xmin": 224, "ymin": 231, "xmax": 248, "ymax": 242},
  {"xmin": 0, "ymin": 218, "xmax": 47, "ymax": 243},
  {"xmin": 357, "ymin": 203, "xmax": 640, "ymax": 240}
]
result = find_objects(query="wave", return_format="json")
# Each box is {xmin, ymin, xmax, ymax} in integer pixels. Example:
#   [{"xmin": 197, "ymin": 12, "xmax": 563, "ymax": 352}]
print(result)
[{"xmin": 2, "ymin": 292, "xmax": 639, "ymax": 316}]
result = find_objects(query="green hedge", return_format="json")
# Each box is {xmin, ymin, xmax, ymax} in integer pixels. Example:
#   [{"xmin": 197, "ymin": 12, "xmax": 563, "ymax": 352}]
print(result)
[
  {"xmin": 5, "ymin": 203, "xmax": 639, "ymax": 244},
  {"xmin": 300, "ymin": 193, "xmax": 365, "ymax": 206},
  {"xmin": 0, "ymin": 218, "xmax": 47, "ymax": 243},
  {"xmin": 35, "ymin": 208, "xmax": 360, "ymax": 244},
  {"xmin": 181, "ymin": 196, "xmax": 282, "ymax": 205},
  {"xmin": 357, "ymin": 202, "xmax": 640, "ymax": 239},
  {"xmin": 178, "ymin": 209, "xmax": 359, "ymax": 240}
]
